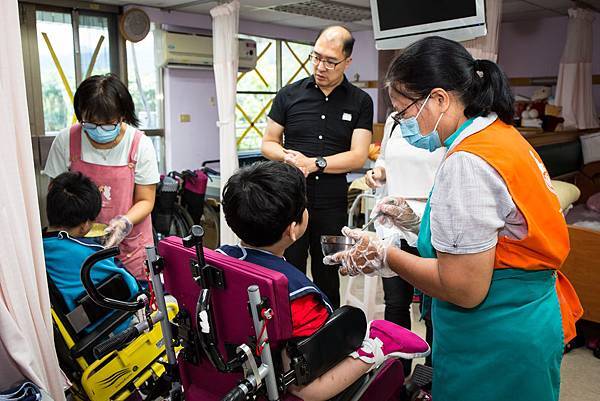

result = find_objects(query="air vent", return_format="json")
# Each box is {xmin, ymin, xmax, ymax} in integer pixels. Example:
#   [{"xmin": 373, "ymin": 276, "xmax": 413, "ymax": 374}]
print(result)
[{"xmin": 271, "ymin": 1, "xmax": 371, "ymax": 23}]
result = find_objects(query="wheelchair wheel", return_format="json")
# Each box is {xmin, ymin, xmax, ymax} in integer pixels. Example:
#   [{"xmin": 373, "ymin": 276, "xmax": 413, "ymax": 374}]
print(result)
[
  {"xmin": 201, "ymin": 202, "xmax": 220, "ymax": 249},
  {"xmin": 172, "ymin": 203, "xmax": 194, "ymax": 237}
]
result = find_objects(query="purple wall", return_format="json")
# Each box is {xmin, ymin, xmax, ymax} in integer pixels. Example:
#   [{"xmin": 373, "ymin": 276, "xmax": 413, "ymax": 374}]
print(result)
[
  {"xmin": 346, "ymin": 30, "xmax": 379, "ymax": 122},
  {"xmin": 138, "ymin": 6, "xmax": 319, "ymax": 43},
  {"xmin": 498, "ymin": 15, "xmax": 600, "ymax": 112}
]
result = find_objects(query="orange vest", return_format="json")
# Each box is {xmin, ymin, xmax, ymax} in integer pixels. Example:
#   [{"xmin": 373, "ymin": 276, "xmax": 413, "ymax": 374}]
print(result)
[{"xmin": 447, "ymin": 119, "xmax": 583, "ymax": 343}]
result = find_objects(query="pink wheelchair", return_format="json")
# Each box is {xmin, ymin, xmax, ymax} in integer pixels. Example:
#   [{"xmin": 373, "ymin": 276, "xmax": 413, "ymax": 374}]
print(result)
[{"xmin": 83, "ymin": 225, "xmax": 431, "ymax": 400}]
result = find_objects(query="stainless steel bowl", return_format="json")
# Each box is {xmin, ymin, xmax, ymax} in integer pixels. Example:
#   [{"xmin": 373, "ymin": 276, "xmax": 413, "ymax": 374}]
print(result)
[{"xmin": 320, "ymin": 235, "xmax": 356, "ymax": 257}]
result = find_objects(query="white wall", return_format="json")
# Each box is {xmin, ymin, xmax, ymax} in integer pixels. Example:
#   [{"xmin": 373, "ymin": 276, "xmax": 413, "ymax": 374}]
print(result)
[{"xmin": 164, "ymin": 68, "xmax": 219, "ymax": 172}]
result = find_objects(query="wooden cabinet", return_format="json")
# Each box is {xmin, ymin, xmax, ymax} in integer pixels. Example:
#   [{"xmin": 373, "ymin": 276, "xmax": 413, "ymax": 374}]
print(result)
[{"xmin": 373, "ymin": 123, "xmax": 384, "ymax": 144}]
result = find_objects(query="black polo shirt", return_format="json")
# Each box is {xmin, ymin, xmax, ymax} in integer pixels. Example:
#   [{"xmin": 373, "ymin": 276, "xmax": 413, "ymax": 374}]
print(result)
[{"xmin": 268, "ymin": 75, "xmax": 373, "ymax": 209}]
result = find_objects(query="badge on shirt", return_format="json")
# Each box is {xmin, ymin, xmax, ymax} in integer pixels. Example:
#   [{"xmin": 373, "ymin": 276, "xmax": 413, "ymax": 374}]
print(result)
[{"xmin": 342, "ymin": 112, "xmax": 352, "ymax": 121}]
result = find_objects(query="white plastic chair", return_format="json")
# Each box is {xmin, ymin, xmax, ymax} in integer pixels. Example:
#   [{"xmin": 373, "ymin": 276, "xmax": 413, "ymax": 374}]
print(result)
[{"xmin": 342, "ymin": 192, "xmax": 385, "ymax": 321}]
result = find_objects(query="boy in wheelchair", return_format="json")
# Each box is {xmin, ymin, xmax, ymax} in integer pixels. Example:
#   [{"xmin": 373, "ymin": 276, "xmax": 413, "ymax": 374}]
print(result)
[
  {"xmin": 43, "ymin": 171, "xmax": 140, "ymax": 334},
  {"xmin": 219, "ymin": 161, "xmax": 430, "ymax": 401}
]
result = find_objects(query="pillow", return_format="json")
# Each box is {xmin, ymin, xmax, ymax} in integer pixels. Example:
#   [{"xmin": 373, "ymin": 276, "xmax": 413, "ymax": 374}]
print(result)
[
  {"xmin": 586, "ymin": 192, "xmax": 600, "ymax": 212},
  {"xmin": 551, "ymin": 180, "xmax": 581, "ymax": 213}
]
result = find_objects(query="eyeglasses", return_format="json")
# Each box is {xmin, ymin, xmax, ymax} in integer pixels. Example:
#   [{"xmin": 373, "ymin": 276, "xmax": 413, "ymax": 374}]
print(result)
[
  {"xmin": 391, "ymin": 98, "xmax": 422, "ymax": 125},
  {"xmin": 309, "ymin": 52, "xmax": 346, "ymax": 70},
  {"xmin": 81, "ymin": 121, "xmax": 120, "ymax": 131}
]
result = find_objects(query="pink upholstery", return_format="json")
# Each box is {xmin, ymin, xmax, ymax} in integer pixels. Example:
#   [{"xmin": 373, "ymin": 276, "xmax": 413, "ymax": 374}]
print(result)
[{"xmin": 160, "ymin": 237, "xmax": 292, "ymax": 400}]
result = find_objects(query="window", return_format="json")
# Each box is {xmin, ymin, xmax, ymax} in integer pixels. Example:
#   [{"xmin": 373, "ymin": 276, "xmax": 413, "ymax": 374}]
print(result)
[
  {"xmin": 35, "ymin": 11, "xmax": 76, "ymax": 135},
  {"xmin": 79, "ymin": 15, "xmax": 112, "ymax": 77},
  {"xmin": 126, "ymin": 26, "xmax": 162, "ymax": 131},
  {"xmin": 22, "ymin": 3, "xmax": 120, "ymax": 136},
  {"xmin": 236, "ymin": 36, "xmax": 312, "ymax": 151}
]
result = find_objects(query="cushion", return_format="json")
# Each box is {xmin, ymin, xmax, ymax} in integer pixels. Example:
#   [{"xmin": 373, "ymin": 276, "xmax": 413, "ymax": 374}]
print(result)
[
  {"xmin": 551, "ymin": 180, "xmax": 581, "ymax": 212},
  {"xmin": 586, "ymin": 192, "xmax": 600, "ymax": 212}
]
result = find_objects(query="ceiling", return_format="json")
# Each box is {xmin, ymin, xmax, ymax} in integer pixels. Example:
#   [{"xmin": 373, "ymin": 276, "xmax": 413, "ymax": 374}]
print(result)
[{"xmin": 97, "ymin": 0, "xmax": 600, "ymax": 30}]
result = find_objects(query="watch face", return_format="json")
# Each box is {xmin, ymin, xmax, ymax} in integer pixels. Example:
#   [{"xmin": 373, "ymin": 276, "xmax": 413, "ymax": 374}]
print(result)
[{"xmin": 317, "ymin": 158, "xmax": 326, "ymax": 168}]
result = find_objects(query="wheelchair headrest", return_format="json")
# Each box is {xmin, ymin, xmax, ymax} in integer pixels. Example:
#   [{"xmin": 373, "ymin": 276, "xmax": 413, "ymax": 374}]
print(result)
[{"xmin": 160, "ymin": 236, "xmax": 293, "ymax": 346}]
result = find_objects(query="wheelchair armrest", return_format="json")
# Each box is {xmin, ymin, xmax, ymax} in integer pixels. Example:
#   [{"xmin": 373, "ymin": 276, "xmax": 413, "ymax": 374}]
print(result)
[
  {"xmin": 286, "ymin": 305, "xmax": 367, "ymax": 386},
  {"xmin": 70, "ymin": 310, "xmax": 134, "ymax": 359},
  {"xmin": 69, "ymin": 274, "xmax": 135, "ymax": 333},
  {"xmin": 81, "ymin": 247, "xmax": 145, "ymax": 311}
]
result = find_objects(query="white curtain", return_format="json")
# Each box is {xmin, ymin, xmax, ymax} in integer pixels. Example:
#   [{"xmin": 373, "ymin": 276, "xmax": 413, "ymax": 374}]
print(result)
[
  {"xmin": 211, "ymin": 0, "xmax": 240, "ymax": 245},
  {"xmin": 0, "ymin": 1, "xmax": 65, "ymax": 398},
  {"xmin": 463, "ymin": 0, "xmax": 503, "ymax": 62},
  {"xmin": 555, "ymin": 8, "xmax": 599, "ymax": 130}
]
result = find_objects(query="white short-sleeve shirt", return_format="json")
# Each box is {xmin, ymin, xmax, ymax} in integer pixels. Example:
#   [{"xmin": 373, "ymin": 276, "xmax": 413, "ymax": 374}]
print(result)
[
  {"xmin": 43, "ymin": 124, "xmax": 160, "ymax": 185},
  {"xmin": 429, "ymin": 113, "xmax": 528, "ymax": 255}
]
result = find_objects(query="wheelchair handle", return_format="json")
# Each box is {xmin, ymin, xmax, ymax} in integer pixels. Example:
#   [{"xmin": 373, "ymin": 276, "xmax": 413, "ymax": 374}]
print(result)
[
  {"xmin": 80, "ymin": 247, "xmax": 146, "ymax": 311},
  {"xmin": 93, "ymin": 326, "xmax": 138, "ymax": 359}
]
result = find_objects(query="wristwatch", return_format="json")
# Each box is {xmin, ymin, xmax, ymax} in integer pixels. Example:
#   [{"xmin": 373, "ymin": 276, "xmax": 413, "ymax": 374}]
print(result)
[{"xmin": 315, "ymin": 156, "xmax": 327, "ymax": 172}]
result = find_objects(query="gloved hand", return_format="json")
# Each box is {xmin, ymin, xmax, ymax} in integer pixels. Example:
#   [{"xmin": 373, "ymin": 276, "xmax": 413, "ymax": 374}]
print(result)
[
  {"xmin": 364, "ymin": 167, "xmax": 385, "ymax": 189},
  {"xmin": 104, "ymin": 215, "xmax": 133, "ymax": 247},
  {"xmin": 373, "ymin": 196, "xmax": 421, "ymax": 234},
  {"xmin": 323, "ymin": 227, "xmax": 398, "ymax": 278}
]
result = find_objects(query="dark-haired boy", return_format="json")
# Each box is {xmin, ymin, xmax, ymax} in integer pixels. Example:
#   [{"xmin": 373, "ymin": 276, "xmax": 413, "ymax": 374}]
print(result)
[
  {"xmin": 43, "ymin": 171, "xmax": 140, "ymax": 333},
  {"xmin": 219, "ymin": 161, "xmax": 429, "ymax": 401}
]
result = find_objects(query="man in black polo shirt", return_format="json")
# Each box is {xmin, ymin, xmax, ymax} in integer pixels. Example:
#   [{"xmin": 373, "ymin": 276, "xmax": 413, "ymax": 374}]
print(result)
[{"xmin": 261, "ymin": 26, "xmax": 373, "ymax": 308}]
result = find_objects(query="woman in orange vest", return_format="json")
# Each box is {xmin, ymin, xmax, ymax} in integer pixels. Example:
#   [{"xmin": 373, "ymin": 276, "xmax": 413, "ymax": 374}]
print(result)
[{"xmin": 325, "ymin": 36, "xmax": 582, "ymax": 401}]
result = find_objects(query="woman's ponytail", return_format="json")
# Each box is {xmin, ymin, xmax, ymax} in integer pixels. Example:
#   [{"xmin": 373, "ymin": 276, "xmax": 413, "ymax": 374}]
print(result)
[{"xmin": 465, "ymin": 59, "xmax": 514, "ymax": 125}]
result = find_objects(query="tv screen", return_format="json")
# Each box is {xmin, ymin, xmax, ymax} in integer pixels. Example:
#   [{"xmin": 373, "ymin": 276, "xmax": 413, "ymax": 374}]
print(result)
[{"xmin": 370, "ymin": 0, "xmax": 486, "ymax": 50}]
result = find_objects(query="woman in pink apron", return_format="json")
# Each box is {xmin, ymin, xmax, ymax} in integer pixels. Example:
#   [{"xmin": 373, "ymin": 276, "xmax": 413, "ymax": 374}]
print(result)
[{"xmin": 44, "ymin": 75, "xmax": 159, "ymax": 282}]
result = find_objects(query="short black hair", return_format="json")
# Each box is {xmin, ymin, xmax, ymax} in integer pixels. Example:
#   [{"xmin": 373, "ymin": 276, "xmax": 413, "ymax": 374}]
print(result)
[
  {"xmin": 315, "ymin": 26, "xmax": 355, "ymax": 58},
  {"xmin": 74, "ymin": 74, "xmax": 140, "ymax": 127},
  {"xmin": 221, "ymin": 161, "xmax": 307, "ymax": 247},
  {"xmin": 385, "ymin": 36, "xmax": 514, "ymax": 125},
  {"xmin": 47, "ymin": 172, "xmax": 102, "ymax": 229}
]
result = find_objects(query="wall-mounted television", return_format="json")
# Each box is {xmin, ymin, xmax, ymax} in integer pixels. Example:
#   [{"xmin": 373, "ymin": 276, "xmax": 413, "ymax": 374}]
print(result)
[{"xmin": 370, "ymin": 0, "xmax": 487, "ymax": 50}]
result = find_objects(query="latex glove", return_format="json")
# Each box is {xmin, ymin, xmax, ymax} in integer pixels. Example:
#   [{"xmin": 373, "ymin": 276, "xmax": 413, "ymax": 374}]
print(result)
[
  {"xmin": 364, "ymin": 167, "xmax": 385, "ymax": 189},
  {"xmin": 323, "ymin": 227, "xmax": 398, "ymax": 277},
  {"xmin": 373, "ymin": 196, "xmax": 421, "ymax": 234},
  {"xmin": 104, "ymin": 215, "xmax": 133, "ymax": 247}
]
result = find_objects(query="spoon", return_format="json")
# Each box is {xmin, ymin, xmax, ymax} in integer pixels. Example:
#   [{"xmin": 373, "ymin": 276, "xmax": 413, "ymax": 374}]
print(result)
[{"xmin": 360, "ymin": 197, "xmax": 427, "ymax": 231}]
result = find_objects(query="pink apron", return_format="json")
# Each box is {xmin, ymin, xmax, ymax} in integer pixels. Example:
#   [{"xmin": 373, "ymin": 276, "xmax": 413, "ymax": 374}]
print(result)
[{"xmin": 69, "ymin": 124, "xmax": 153, "ymax": 280}]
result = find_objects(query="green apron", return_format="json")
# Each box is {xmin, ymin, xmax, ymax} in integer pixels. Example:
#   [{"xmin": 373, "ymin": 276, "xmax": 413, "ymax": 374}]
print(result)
[{"xmin": 416, "ymin": 118, "xmax": 564, "ymax": 401}]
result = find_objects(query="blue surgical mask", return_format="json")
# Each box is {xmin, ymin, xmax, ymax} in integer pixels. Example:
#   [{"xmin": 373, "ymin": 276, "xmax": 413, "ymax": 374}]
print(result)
[
  {"xmin": 83, "ymin": 123, "xmax": 121, "ymax": 144},
  {"xmin": 399, "ymin": 93, "xmax": 444, "ymax": 152}
]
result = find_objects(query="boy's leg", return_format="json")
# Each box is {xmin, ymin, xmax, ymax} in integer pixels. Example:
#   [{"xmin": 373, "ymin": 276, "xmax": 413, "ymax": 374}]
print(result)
[
  {"xmin": 284, "ymin": 223, "xmax": 311, "ymax": 275},
  {"xmin": 308, "ymin": 207, "xmax": 347, "ymax": 309},
  {"xmin": 288, "ymin": 319, "xmax": 430, "ymax": 401},
  {"xmin": 289, "ymin": 357, "xmax": 371, "ymax": 401}
]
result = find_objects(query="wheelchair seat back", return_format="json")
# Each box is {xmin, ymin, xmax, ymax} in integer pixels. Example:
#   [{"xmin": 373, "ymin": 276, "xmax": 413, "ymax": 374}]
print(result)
[
  {"xmin": 48, "ymin": 274, "xmax": 136, "ymax": 361},
  {"xmin": 160, "ymin": 237, "xmax": 293, "ymax": 400}
]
